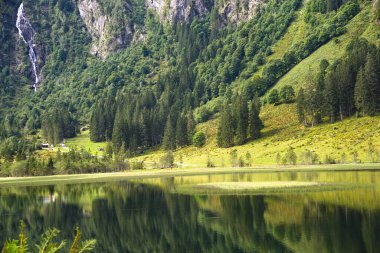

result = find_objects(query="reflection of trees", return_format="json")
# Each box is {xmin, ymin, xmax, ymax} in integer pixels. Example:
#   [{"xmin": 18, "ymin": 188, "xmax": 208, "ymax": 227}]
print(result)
[
  {"xmin": 267, "ymin": 198, "xmax": 380, "ymax": 253},
  {"xmin": 1, "ymin": 183, "xmax": 380, "ymax": 253}
]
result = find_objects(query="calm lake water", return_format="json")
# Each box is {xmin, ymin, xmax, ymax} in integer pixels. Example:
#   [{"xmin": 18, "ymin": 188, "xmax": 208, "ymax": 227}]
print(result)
[{"xmin": 1, "ymin": 170, "xmax": 380, "ymax": 253}]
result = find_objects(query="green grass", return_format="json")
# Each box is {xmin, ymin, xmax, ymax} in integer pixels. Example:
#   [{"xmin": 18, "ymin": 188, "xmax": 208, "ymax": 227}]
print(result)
[
  {"xmin": 273, "ymin": 4, "xmax": 378, "ymax": 91},
  {"xmin": 173, "ymin": 181, "xmax": 360, "ymax": 195},
  {"xmin": 132, "ymin": 103, "xmax": 380, "ymax": 167},
  {"xmin": 64, "ymin": 130, "xmax": 107, "ymax": 155},
  {"xmin": 1, "ymin": 164, "xmax": 380, "ymax": 187}
]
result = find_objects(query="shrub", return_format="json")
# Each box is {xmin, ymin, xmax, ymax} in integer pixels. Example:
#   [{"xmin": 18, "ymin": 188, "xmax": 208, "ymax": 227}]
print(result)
[
  {"xmin": 324, "ymin": 155, "xmax": 336, "ymax": 164},
  {"xmin": 267, "ymin": 89, "xmax": 280, "ymax": 104},
  {"xmin": 192, "ymin": 131, "xmax": 206, "ymax": 147},
  {"xmin": 279, "ymin": 85, "xmax": 295, "ymax": 103},
  {"xmin": 284, "ymin": 147, "xmax": 297, "ymax": 165},
  {"xmin": 160, "ymin": 151, "xmax": 174, "ymax": 168}
]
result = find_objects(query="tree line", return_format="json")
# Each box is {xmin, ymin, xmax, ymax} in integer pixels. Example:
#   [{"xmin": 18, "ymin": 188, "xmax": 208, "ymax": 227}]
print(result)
[
  {"xmin": 90, "ymin": 89, "xmax": 196, "ymax": 155},
  {"xmin": 296, "ymin": 38, "xmax": 380, "ymax": 126},
  {"xmin": 41, "ymin": 107, "xmax": 77, "ymax": 145},
  {"xmin": 217, "ymin": 94, "xmax": 263, "ymax": 148}
]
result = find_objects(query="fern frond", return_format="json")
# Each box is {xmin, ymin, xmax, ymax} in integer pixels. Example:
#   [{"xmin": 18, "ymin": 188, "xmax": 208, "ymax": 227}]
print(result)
[
  {"xmin": 18, "ymin": 220, "xmax": 28, "ymax": 253},
  {"xmin": 77, "ymin": 240, "xmax": 96, "ymax": 253},
  {"xmin": 69, "ymin": 227, "xmax": 81, "ymax": 253},
  {"xmin": 2, "ymin": 240, "xmax": 18, "ymax": 253},
  {"xmin": 35, "ymin": 228, "xmax": 61, "ymax": 253}
]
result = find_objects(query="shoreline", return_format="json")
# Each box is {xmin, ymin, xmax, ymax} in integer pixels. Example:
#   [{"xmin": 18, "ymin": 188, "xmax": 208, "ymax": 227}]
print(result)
[{"xmin": 0, "ymin": 163, "xmax": 379, "ymax": 187}]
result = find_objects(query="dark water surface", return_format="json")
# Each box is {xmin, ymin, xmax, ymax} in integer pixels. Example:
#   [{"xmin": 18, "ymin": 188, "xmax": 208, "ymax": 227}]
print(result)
[{"xmin": 1, "ymin": 171, "xmax": 380, "ymax": 253}]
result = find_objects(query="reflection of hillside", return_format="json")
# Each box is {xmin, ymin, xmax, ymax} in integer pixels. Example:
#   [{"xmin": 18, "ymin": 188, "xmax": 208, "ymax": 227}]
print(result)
[
  {"xmin": 138, "ymin": 171, "xmax": 380, "ymax": 210},
  {"xmin": 1, "ymin": 179, "xmax": 380, "ymax": 253},
  {"xmin": 264, "ymin": 198, "xmax": 380, "ymax": 253}
]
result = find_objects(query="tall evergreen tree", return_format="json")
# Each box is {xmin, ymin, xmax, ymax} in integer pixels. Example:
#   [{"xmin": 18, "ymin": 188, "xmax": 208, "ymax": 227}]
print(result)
[
  {"xmin": 234, "ymin": 94, "xmax": 249, "ymax": 145},
  {"xmin": 112, "ymin": 109, "xmax": 127, "ymax": 151},
  {"xmin": 249, "ymin": 95, "xmax": 264, "ymax": 139},
  {"xmin": 175, "ymin": 114, "xmax": 188, "ymax": 148},
  {"xmin": 186, "ymin": 110, "xmax": 196, "ymax": 144},
  {"xmin": 296, "ymin": 88, "xmax": 307, "ymax": 125},
  {"xmin": 162, "ymin": 115, "xmax": 175, "ymax": 150},
  {"xmin": 354, "ymin": 67, "xmax": 365, "ymax": 117},
  {"xmin": 324, "ymin": 72, "xmax": 339, "ymax": 123},
  {"xmin": 217, "ymin": 102, "xmax": 234, "ymax": 148},
  {"xmin": 363, "ymin": 53, "xmax": 379, "ymax": 116}
]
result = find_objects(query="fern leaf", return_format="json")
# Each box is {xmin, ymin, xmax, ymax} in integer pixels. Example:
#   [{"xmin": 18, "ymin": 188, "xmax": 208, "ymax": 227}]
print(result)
[
  {"xmin": 77, "ymin": 240, "xmax": 96, "ymax": 253},
  {"xmin": 69, "ymin": 227, "xmax": 81, "ymax": 253}
]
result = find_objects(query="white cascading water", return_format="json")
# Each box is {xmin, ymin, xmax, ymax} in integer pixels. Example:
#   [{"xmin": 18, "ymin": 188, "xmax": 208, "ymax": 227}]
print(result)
[{"xmin": 16, "ymin": 3, "xmax": 39, "ymax": 91}]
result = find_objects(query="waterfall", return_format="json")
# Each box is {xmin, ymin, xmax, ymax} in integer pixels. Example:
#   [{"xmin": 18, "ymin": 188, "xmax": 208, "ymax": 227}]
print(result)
[{"xmin": 16, "ymin": 3, "xmax": 39, "ymax": 91}]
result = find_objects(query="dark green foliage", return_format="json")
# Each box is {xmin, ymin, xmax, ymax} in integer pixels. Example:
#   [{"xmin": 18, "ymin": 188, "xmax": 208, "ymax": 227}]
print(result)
[
  {"xmin": 233, "ymin": 94, "xmax": 249, "ymax": 145},
  {"xmin": 217, "ymin": 102, "xmax": 234, "ymax": 148},
  {"xmin": 268, "ymin": 89, "xmax": 280, "ymax": 104},
  {"xmin": 162, "ymin": 115, "xmax": 176, "ymax": 150},
  {"xmin": 297, "ymin": 39, "xmax": 380, "ymax": 126},
  {"xmin": 217, "ymin": 94, "xmax": 263, "ymax": 148},
  {"xmin": 279, "ymin": 85, "xmax": 295, "ymax": 103},
  {"xmin": 192, "ymin": 131, "xmax": 206, "ymax": 148},
  {"xmin": 175, "ymin": 114, "xmax": 189, "ymax": 148},
  {"xmin": 249, "ymin": 95, "xmax": 264, "ymax": 140},
  {"xmin": 41, "ymin": 107, "xmax": 77, "ymax": 145}
]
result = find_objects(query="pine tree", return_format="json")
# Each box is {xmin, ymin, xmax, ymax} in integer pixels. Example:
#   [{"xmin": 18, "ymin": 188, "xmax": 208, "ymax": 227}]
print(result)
[
  {"xmin": 186, "ymin": 110, "xmax": 196, "ymax": 144},
  {"xmin": 112, "ymin": 109, "xmax": 127, "ymax": 151},
  {"xmin": 363, "ymin": 53, "xmax": 379, "ymax": 116},
  {"xmin": 234, "ymin": 94, "xmax": 248, "ymax": 145},
  {"xmin": 296, "ymin": 88, "xmax": 306, "ymax": 125},
  {"xmin": 324, "ymin": 72, "xmax": 339, "ymax": 123},
  {"xmin": 217, "ymin": 102, "xmax": 234, "ymax": 148},
  {"xmin": 175, "ymin": 114, "xmax": 188, "ymax": 148},
  {"xmin": 249, "ymin": 95, "xmax": 264, "ymax": 139},
  {"xmin": 355, "ymin": 67, "xmax": 365, "ymax": 116},
  {"xmin": 162, "ymin": 115, "xmax": 175, "ymax": 150}
]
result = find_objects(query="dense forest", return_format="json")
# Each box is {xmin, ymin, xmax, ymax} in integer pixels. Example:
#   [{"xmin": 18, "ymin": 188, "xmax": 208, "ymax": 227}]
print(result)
[
  {"xmin": 0, "ymin": 0, "xmax": 379, "ymax": 173},
  {"xmin": 296, "ymin": 38, "xmax": 380, "ymax": 126}
]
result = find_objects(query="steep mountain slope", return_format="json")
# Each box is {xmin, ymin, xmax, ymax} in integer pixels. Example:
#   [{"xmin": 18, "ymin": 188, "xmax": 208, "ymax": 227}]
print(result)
[
  {"xmin": 273, "ymin": 4, "xmax": 379, "ymax": 91},
  {"xmin": 0, "ymin": 0, "xmax": 379, "ymax": 171}
]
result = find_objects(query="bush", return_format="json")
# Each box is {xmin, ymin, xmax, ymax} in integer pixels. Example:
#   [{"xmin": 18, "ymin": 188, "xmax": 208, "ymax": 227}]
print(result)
[
  {"xmin": 300, "ymin": 150, "xmax": 319, "ymax": 164},
  {"xmin": 324, "ymin": 155, "xmax": 336, "ymax": 164},
  {"xmin": 192, "ymin": 131, "xmax": 206, "ymax": 147},
  {"xmin": 160, "ymin": 151, "xmax": 174, "ymax": 168},
  {"xmin": 267, "ymin": 89, "xmax": 280, "ymax": 104},
  {"xmin": 283, "ymin": 147, "xmax": 297, "ymax": 165},
  {"xmin": 280, "ymin": 85, "xmax": 295, "ymax": 103}
]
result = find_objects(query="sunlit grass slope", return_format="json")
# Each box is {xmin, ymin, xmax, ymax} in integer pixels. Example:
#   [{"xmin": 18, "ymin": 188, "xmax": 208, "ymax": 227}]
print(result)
[
  {"xmin": 64, "ymin": 130, "xmax": 107, "ymax": 155},
  {"xmin": 133, "ymin": 103, "xmax": 380, "ymax": 167},
  {"xmin": 273, "ymin": 4, "xmax": 380, "ymax": 91}
]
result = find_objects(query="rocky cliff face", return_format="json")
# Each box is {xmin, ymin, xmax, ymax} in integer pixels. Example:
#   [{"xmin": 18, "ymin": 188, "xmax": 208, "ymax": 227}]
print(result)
[
  {"xmin": 147, "ymin": 0, "xmax": 261, "ymax": 24},
  {"xmin": 147, "ymin": 0, "xmax": 209, "ymax": 23},
  {"xmin": 218, "ymin": 0, "xmax": 262, "ymax": 25},
  {"xmin": 78, "ymin": 0, "xmax": 263, "ymax": 58},
  {"xmin": 78, "ymin": 0, "xmax": 134, "ymax": 59}
]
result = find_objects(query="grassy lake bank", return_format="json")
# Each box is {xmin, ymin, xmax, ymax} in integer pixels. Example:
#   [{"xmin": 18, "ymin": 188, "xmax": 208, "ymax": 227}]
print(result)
[{"xmin": 0, "ymin": 163, "xmax": 379, "ymax": 188}]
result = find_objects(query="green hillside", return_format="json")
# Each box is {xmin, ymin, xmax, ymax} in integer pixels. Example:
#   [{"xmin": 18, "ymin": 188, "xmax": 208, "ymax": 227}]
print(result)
[
  {"xmin": 273, "ymin": 4, "xmax": 380, "ymax": 91},
  {"xmin": 0, "ymin": 0, "xmax": 379, "ymax": 175},
  {"xmin": 130, "ymin": 103, "xmax": 380, "ymax": 167}
]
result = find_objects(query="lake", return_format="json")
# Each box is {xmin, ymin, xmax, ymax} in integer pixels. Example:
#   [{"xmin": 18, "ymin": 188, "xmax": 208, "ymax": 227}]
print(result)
[{"xmin": 1, "ymin": 170, "xmax": 380, "ymax": 252}]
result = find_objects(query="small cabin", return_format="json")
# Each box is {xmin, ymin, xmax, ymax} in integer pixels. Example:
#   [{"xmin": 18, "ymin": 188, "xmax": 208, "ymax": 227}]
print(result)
[{"xmin": 41, "ymin": 143, "xmax": 49, "ymax": 148}]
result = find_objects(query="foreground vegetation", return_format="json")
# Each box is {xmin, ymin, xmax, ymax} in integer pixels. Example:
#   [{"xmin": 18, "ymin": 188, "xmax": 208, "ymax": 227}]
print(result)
[{"xmin": 1, "ymin": 221, "xmax": 95, "ymax": 253}]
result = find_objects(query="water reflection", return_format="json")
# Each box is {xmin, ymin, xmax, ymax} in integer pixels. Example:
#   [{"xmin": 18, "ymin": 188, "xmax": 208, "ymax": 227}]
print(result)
[{"xmin": 0, "ymin": 172, "xmax": 380, "ymax": 253}]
